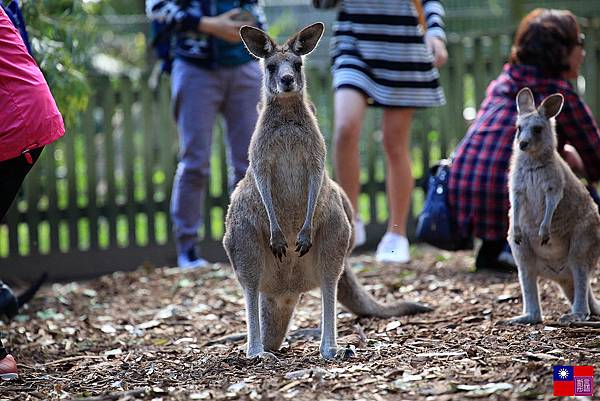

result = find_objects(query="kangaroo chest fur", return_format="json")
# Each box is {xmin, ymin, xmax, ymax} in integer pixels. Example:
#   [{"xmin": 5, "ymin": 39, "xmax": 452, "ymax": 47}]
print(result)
[
  {"xmin": 250, "ymin": 99, "xmax": 326, "ymax": 231},
  {"xmin": 512, "ymin": 157, "xmax": 571, "ymax": 276},
  {"xmin": 245, "ymin": 97, "xmax": 332, "ymax": 293}
]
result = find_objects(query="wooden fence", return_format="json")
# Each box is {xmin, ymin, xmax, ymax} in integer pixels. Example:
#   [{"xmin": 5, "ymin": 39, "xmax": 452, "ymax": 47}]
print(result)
[{"xmin": 1, "ymin": 26, "xmax": 599, "ymax": 280}]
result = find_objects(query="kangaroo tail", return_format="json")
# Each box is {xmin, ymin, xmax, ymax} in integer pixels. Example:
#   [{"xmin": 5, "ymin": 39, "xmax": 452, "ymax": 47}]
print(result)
[
  {"xmin": 337, "ymin": 264, "xmax": 432, "ymax": 318},
  {"xmin": 17, "ymin": 272, "xmax": 48, "ymax": 307}
]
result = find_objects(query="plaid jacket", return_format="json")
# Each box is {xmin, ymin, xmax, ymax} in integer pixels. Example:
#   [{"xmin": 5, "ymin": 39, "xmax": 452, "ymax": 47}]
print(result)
[{"xmin": 448, "ymin": 63, "xmax": 600, "ymax": 241}]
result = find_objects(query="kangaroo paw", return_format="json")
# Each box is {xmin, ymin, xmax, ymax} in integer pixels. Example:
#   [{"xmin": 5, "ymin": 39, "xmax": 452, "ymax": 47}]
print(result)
[
  {"xmin": 539, "ymin": 225, "xmax": 550, "ymax": 246},
  {"xmin": 248, "ymin": 351, "xmax": 279, "ymax": 362},
  {"xmin": 295, "ymin": 229, "xmax": 312, "ymax": 257},
  {"xmin": 506, "ymin": 314, "xmax": 542, "ymax": 325},
  {"xmin": 269, "ymin": 230, "xmax": 288, "ymax": 261},
  {"xmin": 559, "ymin": 312, "xmax": 590, "ymax": 325},
  {"xmin": 512, "ymin": 227, "xmax": 523, "ymax": 245}
]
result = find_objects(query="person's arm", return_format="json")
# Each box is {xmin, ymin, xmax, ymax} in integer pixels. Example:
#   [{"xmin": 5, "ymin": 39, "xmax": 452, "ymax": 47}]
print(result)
[
  {"xmin": 556, "ymin": 88, "xmax": 600, "ymax": 182},
  {"xmin": 240, "ymin": 0, "xmax": 267, "ymax": 30},
  {"xmin": 145, "ymin": 0, "xmax": 246, "ymax": 43},
  {"xmin": 145, "ymin": 0, "xmax": 202, "ymax": 33},
  {"xmin": 421, "ymin": 0, "xmax": 447, "ymax": 67}
]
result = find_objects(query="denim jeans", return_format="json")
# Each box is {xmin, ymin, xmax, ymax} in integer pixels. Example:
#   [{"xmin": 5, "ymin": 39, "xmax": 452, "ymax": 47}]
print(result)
[{"xmin": 170, "ymin": 58, "xmax": 261, "ymax": 252}]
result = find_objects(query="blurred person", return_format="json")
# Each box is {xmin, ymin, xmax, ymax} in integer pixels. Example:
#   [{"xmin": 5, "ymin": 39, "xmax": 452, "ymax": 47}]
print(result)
[
  {"xmin": 331, "ymin": 0, "xmax": 447, "ymax": 263},
  {"xmin": 146, "ymin": 0, "xmax": 265, "ymax": 268},
  {"xmin": 0, "ymin": 6, "xmax": 65, "ymax": 379},
  {"xmin": 447, "ymin": 9, "xmax": 600, "ymax": 271}
]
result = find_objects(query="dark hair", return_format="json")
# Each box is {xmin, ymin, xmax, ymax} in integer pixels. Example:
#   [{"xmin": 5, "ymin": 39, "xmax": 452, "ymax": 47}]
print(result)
[{"xmin": 509, "ymin": 9, "xmax": 581, "ymax": 77}]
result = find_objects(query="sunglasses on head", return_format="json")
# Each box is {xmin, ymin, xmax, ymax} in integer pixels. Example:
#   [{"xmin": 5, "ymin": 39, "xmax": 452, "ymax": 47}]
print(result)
[{"xmin": 576, "ymin": 33, "xmax": 585, "ymax": 47}]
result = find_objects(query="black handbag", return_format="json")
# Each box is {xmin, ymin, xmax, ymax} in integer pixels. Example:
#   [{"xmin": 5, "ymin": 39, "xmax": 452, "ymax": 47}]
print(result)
[
  {"xmin": 312, "ymin": 0, "xmax": 340, "ymax": 9},
  {"xmin": 416, "ymin": 159, "xmax": 473, "ymax": 251}
]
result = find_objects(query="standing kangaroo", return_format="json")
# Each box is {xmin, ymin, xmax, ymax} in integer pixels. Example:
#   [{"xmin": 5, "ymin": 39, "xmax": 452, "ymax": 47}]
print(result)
[
  {"xmin": 508, "ymin": 87, "xmax": 600, "ymax": 325},
  {"xmin": 223, "ymin": 23, "xmax": 431, "ymax": 361}
]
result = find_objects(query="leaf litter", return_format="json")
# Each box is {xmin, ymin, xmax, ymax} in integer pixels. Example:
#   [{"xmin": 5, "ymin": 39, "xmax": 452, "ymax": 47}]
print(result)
[{"xmin": 1, "ymin": 246, "xmax": 599, "ymax": 400}]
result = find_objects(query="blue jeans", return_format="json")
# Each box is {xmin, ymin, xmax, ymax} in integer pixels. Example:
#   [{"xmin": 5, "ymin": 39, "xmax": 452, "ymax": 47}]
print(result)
[{"xmin": 170, "ymin": 58, "xmax": 261, "ymax": 252}]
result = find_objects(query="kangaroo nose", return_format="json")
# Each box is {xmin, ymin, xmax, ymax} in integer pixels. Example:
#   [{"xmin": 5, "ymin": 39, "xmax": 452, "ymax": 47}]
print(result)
[
  {"xmin": 281, "ymin": 75, "xmax": 294, "ymax": 86},
  {"xmin": 519, "ymin": 141, "xmax": 529, "ymax": 150}
]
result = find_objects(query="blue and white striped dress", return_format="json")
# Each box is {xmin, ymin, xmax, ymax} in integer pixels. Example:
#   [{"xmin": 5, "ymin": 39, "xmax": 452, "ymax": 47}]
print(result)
[{"xmin": 331, "ymin": 0, "xmax": 446, "ymax": 107}]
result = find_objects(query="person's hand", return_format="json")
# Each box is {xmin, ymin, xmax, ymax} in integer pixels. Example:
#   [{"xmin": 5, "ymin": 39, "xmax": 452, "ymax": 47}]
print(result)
[
  {"xmin": 563, "ymin": 144, "xmax": 587, "ymax": 177},
  {"xmin": 425, "ymin": 36, "xmax": 448, "ymax": 68},
  {"xmin": 198, "ymin": 8, "xmax": 246, "ymax": 43}
]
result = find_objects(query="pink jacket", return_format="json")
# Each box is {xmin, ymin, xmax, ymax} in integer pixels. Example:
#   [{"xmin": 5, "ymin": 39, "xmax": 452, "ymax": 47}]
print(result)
[{"xmin": 0, "ymin": 8, "xmax": 65, "ymax": 162}]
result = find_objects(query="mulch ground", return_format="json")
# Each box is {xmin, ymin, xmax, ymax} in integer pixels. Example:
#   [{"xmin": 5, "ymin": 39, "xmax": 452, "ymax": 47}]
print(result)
[{"xmin": 1, "ymin": 246, "xmax": 599, "ymax": 401}]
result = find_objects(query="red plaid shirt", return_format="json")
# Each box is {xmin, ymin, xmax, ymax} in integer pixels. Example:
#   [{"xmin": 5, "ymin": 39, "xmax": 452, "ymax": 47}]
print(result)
[{"xmin": 448, "ymin": 63, "xmax": 600, "ymax": 241}]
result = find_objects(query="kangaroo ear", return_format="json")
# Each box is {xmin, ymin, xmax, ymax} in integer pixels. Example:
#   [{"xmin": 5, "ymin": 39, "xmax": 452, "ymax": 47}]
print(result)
[
  {"xmin": 538, "ymin": 93, "xmax": 564, "ymax": 119},
  {"xmin": 240, "ymin": 25, "xmax": 276, "ymax": 58},
  {"xmin": 516, "ymin": 87, "xmax": 535, "ymax": 114},
  {"xmin": 286, "ymin": 22, "xmax": 324, "ymax": 56}
]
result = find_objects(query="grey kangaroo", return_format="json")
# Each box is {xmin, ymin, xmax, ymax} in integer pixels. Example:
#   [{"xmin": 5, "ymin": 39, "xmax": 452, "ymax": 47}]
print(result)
[
  {"xmin": 223, "ymin": 23, "xmax": 431, "ymax": 361},
  {"xmin": 508, "ymin": 87, "xmax": 600, "ymax": 325}
]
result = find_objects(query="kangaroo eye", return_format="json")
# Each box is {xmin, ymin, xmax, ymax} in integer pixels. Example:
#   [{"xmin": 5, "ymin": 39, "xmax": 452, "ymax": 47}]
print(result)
[
  {"xmin": 533, "ymin": 126, "xmax": 542, "ymax": 134},
  {"xmin": 267, "ymin": 64, "xmax": 276, "ymax": 73}
]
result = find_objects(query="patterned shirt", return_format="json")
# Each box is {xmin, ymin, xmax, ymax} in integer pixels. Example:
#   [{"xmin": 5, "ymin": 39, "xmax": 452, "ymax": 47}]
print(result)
[
  {"xmin": 448, "ymin": 63, "xmax": 600, "ymax": 241},
  {"xmin": 146, "ymin": 0, "xmax": 265, "ymax": 67}
]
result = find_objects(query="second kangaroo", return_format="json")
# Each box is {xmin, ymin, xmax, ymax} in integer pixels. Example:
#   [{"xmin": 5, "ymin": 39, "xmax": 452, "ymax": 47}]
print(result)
[
  {"xmin": 508, "ymin": 87, "xmax": 600, "ymax": 325},
  {"xmin": 223, "ymin": 23, "xmax": 431, "ymax": 361}
]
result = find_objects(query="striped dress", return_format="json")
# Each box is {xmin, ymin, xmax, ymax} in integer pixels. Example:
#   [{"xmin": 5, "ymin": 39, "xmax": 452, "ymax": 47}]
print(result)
[{"xmin": 331, "ymin": 0, "xmax": 446, "ymax": 107}]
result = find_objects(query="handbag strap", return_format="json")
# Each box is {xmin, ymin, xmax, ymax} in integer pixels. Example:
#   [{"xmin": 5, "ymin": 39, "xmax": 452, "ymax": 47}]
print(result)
[{"xmin": 412, "ymin": 0, "xmax": 426, "ymax": 32}]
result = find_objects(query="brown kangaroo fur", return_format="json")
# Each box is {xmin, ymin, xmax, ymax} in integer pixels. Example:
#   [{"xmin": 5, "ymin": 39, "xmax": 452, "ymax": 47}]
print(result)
[
  {"xmin": 508, "ymin": 88, "xmax": 600, "ymax": 325},
  {"xmin": 223, "ymin": 23, "xmax": 431, "ymax": 361}
]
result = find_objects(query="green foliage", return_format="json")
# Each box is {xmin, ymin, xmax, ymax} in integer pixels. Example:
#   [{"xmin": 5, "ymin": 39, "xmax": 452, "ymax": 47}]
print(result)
[{"xmin": 14, "ymin": 0, "xmax": 98, "ymax": 127}]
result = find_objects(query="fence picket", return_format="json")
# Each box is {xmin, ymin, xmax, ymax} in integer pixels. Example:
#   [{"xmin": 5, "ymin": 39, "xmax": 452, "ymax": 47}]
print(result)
[{"xmin": 3, "ymin": 26, "xmax": 600, "ymax": 272}]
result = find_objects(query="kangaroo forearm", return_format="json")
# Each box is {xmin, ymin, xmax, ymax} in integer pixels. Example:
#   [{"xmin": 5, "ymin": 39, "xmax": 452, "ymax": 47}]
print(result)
[
  {"xmin": 512, "ymin": 195, "xmax": 521, "ymax": 227},
  {"xmin": 302, "ymin": 173, "xmax": 323, "ymax": 230},
  {"xmin": 253, "ymin": 173, "xmax": 280, "ymax": 232},
  {"xmin": 541, "ymin": 192, "xmax": 561, "ymax": 228}
]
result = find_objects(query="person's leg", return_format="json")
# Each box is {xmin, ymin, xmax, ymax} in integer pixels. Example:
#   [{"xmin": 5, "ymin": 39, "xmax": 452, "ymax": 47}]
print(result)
[
  {"xmin": 332, "ymin": 88, "xmax": 368, "ymax": 246},
  {"xmin": 170, "ymin": 60, "xmax": 223, "ymax": 267},
  {"xmin": 333, "ymin": 88, "xmax": 368, "ymax": 213},
  {"xmin": 0, "ymin": 147, "xmax": 43, "ymax": 379},
  {"xmin": 221, "ymin": 61, "xmax": 261, "ymax": 191},
  {"xmin": 374, "ymin": 108, "xmax": 414, "ymax": 263},
  {"xmin": 381, "ymin": 108, "xmax": 415, "ymax": 236},
  {"xmin": 475, "ymin": 239, "xmax": 509, "ymax": 271},
  {"xmin": 0, "ymin": 147, "xmax": 44, "ymax": 220}
]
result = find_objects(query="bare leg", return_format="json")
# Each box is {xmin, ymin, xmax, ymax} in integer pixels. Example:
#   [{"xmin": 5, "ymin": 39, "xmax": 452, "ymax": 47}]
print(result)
[
  {"xmin": 224, "ymin": 224, "xmax": 274, "ymax": 360},
  {"xmin": 381, "ymin": 108, "xmax": 415, "ymax": 236},
  {"xmin": 243, "ymin": 283, "xmax": 268, "ymax": 358},
  {"xmin": 260, "ymin": 293, "xmax": 299, "ymax": 352},
  {"xmin": 558, "ymin": 278, "xmax": 574, "ymax": 305},
  {"xmin": 319, "ymin": 258, "xmax": 355, "ymax": 361},
  {"xmin": 319, "ymin": 271, "xmax": 340, "ymax": 360},
  {"xmin": 333, "ymin": 88, "xmax": 368, "ymax": 214},
  {"xmin": 589, "ymin": 286, "xmax": 600, "ymax": 316},
  {"xmin": 510, "ymin": 251, "xmax": 542, "ymax": 324},
  {"xmin": 560, "ymin": 263, "xmax": 591, "ymax": 323}
]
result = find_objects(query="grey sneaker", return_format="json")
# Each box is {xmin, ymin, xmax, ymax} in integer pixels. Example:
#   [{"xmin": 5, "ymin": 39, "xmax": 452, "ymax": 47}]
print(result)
[{"xmin": 177, "ymin": 246, "xmax": 209, "ymax": 269}]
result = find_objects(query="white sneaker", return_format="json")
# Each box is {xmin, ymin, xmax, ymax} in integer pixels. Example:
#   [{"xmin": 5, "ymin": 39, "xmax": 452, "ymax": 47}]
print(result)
[
  {"xmin": 177, "ymin": 246, "xmax": 209, "ymax": 269},
  {"xmin": 375, "ymin": 232, "xmax": 411, "ymax": 263},
  {"xmin": 354, "ymin": 218, "xmax": 366, "ymax": 247}
]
